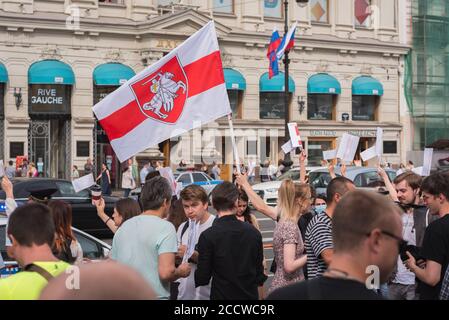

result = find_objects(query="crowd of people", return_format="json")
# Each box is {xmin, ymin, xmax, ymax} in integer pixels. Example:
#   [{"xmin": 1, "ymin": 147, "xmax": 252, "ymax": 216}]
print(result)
[{"xmin": 1, "ymin": 152, "xmax": 449, "ymax": 301}]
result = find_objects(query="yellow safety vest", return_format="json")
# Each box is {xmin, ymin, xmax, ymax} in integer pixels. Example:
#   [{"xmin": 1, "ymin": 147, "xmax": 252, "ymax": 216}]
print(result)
[{"xmin": 0, "ymin": 261, "xmax": 70, "ymax": 300}]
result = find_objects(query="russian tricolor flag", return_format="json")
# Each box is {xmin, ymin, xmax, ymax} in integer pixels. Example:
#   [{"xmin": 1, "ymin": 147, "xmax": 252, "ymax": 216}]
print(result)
[
  {"xmin": 267, "ymin": 29, "xmax": 281, "ymax": 79},
  {"xmin": 276, "ymin": 22, "xmax": 297, "ymax": 60}
]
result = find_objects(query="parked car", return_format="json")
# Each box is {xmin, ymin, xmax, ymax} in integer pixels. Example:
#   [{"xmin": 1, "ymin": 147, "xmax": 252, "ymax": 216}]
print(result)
[
  {"xmin": 0, "ymin": 216, "xmax": 111, "ymax": 278},
  {"xmin": 130, "ymin": 170, "xmax": 223, "ymax": 199},
  {"xmin": 0, "ymin": 178, "xmax": 119, "ymax": 239},
  {"xmin": 252, "ymin": 166, "xmax": 397, "ymax": 206}
]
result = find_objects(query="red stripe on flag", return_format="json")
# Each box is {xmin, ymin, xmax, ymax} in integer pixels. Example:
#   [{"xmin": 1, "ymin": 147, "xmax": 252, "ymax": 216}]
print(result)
[
  {"xmin": 99, "ymin": 50, "xmax": 224, "ymax": 142},
  {"xmin": 184, "ymin": 51, "xmax": 224, "ymax": 98},
  {"xmin": 99, "ymin": 100, "xmax": 146, "ymax": 142}
]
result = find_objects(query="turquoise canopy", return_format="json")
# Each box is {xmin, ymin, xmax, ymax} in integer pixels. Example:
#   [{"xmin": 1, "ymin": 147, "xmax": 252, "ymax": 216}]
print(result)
[
  {"xmin": 223, "ymin": 68, "xmax": 246, "ymax": 90},
  {"xmin": 93, "ymin": 63, "xmax": 136, "ymax": 86},
  {"xmin": 28, "ymin": 60, "xmax": 75, "ymax": 85},
  {"xmin": 0, "ymin": 63, "xmax": 8, "ymax": 83},
  {"xmin": 307, "ymin": 73, "xmax": 341, "ymax": 94},
  {"xmin": 352, "ymin": 76, "xmax": 384, "ymax": 95},
  {"xmin": 259, "ymin": 72, "xmax": 295, "ymax": 92}
]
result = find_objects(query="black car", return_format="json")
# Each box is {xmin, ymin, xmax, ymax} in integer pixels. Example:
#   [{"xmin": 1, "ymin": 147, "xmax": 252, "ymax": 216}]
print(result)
[{"xmin": 0, "ymin": 178, "xmax": 118, "ymax": 239}]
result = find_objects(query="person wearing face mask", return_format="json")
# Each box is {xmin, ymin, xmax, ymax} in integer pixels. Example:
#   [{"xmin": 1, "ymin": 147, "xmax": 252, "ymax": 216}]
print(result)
[{"xmin": 313, "ymin": 195, "xmax": 327, "ymax": 215}]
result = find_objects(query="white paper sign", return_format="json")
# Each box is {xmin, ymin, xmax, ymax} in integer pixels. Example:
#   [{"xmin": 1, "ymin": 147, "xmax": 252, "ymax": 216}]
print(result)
[
  {"xmin": 360, "ymin": 146, "xmax": 378, "ymax": 162},
  {"xmin": 0, "ymin": 160, "xmax": 4, "ymax": 178},
  {"xmin": 337, "ymin": 133, "xmax": 360, "ymax": 162},
  {"xmin": 281, "ymin": 140, "xmax": 295, "ymax": 154},
  {"xmin": 376, "ymin": 127, "xmax": 383, "ymax": 158},
  {"xmin": 182, "ymin": 219, "xmax": 200, "ymax": 263},
  {"xmin": 323, "ymin": 149, "xmax": 337, "ymax": 160},
  {"xmin": 159, "ymin": 167, "xmax": 178, "ymax": 196},
  {"xmin": 422, "ymin": 148, "xmax": 434, "ymax": 177},
  {"xmin": 287, "ymin": 123, "xmax": 302, "ymax": 148},
  {"xmin": 412, "ymin": 166, "xmax": 423, "ymax": 176},
  {"xmin": 72, "ymin": 174, "xmax": 95, "ymax": 193}
]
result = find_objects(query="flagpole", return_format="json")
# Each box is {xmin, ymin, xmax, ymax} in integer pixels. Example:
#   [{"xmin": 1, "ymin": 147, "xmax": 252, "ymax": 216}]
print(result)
[
  {"xmin": 283, "ymin": 0, "xmax": 293, "ymax": 171},
  {"xmin": 228, "ymin": 113, "xmax": 241, "ymax": 175}
]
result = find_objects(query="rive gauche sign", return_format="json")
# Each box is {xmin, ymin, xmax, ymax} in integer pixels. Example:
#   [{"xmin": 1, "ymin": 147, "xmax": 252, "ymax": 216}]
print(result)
[
  {"xmin": 30, "ymin": 88, "xmax": 63, "ymax": 104},
  {"xmin": 29, "ymin": 84, "xmax": 70, "ymax": 114}
]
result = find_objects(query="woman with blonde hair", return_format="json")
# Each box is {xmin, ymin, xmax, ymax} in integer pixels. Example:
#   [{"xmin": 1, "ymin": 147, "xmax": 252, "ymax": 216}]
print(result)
[{"xmin": 236, "ymin": 155, "xmax": 310, "ymax": 292}]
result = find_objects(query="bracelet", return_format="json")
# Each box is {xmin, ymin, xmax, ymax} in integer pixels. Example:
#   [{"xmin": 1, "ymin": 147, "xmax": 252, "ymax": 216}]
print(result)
[{"xmin": 104, "ymin": 217, "xmax": 112, "ymax": 224}]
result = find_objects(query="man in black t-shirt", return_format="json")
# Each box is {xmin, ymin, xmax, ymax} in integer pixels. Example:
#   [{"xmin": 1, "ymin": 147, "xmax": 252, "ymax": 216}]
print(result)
[
  {"xmin": 268, "ymin": 190, "xmax": 403, "ymax": 300},
  {"xmin": 405, "ymin": 172, "xmax": 449, "ymax": 300}
]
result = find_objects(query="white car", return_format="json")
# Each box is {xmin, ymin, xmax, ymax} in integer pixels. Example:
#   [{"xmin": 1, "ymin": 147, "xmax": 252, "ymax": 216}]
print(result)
[
  {"xmin": 0, "ymin": 216, "xmax": 111, "ymax": 278},
  {"xmin": 130, "ymin": 170, "xmax": 223, "ymax": 199},
  {"xmin": 251, "ymin": 166, "xmax": 397, "ymax": 206},
  {"xmin": 252, "ymin": 167, "xmax": 324, "ymax": 206}
]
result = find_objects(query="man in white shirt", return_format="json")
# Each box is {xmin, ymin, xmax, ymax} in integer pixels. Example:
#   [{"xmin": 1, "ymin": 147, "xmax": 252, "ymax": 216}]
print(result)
[{"xmin": 176, "ymin": 185, "xmax": 215, "ymax": 300}]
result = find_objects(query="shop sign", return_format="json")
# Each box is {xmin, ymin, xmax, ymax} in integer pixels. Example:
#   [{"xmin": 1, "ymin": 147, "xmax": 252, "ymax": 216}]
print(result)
[
  {"xmin": 309, "ymin": 130, "xmax": 377, "ymax": 137},
  {"xmin": 29, "ymin": 84, "xmax": 70, "ymax": 114}
]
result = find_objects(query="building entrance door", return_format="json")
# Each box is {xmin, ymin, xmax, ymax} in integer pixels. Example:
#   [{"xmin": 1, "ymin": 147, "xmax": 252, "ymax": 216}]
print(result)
[{"xmin": 29, "ymin": 119, "xmax": 70, "ymax": 179}]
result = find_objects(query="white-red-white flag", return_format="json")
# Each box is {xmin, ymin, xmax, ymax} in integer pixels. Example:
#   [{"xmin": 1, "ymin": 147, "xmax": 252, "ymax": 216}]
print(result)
[{"xmin": 93, "ymin": 21, "xmax": 231, "ymax": 162}]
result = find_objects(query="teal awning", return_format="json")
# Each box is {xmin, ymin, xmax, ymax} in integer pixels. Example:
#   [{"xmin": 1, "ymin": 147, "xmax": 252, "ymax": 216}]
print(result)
[
  {"xmin": 223, "ymin": 68, "xmax": 246, "ymax": 90},
  {"xmin": 307, "ymin": 73, "xmax": 341, "ymax": 94},
  {"xmin": 93, "ymin": 63, "xmax": 136, "ymax": 86},
  {"xmin": 259, "ymin": 72, "xmax": 295, "ymax": 92},
  {"xmin": 0, "ymin": 63, "xmax": 8, "ymax": 83},
  {"xmin": 28, "ymin": 60, "xmax": 75, "ymax": 85},
  {"xmin": 352, "ymin": 76, "xmax": 384, "ymax": 95}
]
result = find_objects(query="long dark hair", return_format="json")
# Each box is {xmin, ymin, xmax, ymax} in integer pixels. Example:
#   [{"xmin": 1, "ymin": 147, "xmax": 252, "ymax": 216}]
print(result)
[
  {"xmin": 167, "ymin": 198, "xmax": 188, "ymax": 231},
  {"xmin": 48, "ymin": 200, "xmax": 76, "ymax": 253},
  {"xmin": 238, "ymin": 190, "xmax": 253, "ymax": 225},
  {"xmin": 115, "ymin": 198, "xmax": 141, "ymax": 224}
]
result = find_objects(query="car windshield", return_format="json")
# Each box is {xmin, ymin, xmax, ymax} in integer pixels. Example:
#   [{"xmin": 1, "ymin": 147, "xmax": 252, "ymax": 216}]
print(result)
[
  {"xmin": 277, "ymin": 170, "xmax": 300, "ymax": 181},
  {"xmin": 308, "ymin": 171, "xmax": 337, "ymax": 189}
]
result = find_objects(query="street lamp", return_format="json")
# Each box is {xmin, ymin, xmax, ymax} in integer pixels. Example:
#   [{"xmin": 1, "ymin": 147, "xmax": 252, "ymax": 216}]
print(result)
[{"xmin": 282, "ymin": 0, "xmax": 308, "ymax": 172}]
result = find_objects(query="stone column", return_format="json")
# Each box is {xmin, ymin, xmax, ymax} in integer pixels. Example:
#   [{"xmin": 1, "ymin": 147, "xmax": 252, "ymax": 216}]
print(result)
[{"xmin": 334, "ymin": 0, "xmax": 355, "ymax": 39}]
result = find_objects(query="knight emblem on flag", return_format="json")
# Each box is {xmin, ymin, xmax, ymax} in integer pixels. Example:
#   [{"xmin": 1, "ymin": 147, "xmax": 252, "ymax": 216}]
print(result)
[{"xmin": 130, "ymin": 55, "xmax": 188, "ymax": 124}]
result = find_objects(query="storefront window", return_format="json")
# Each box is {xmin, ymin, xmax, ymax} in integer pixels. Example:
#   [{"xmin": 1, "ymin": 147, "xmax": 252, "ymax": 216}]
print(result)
[
  {"xmin": 214, "ymin": 0, "xmax": 233, "ymax": 14},
  {"xmin": 383, "ymin": 141, "xmax": 397, "ymax": 154},
  {"xmin": 352, "ymin": 95, "xmax": 377, "ymax": 121},
  {"xmin": 264, "ymin": 0, "xmax": 282, "ymax": 18},
  {"xmin": 260, "ymin": 92, "xmax": 289, "ymax": 119},
  {"xmin": 307, "ymin": 140, "xmax": 334, "ymax": 166},
  {"xmin": 307, "ymin": 94, "xmax": 334, "ymax": 120},
  {"xmin": 310, "ymin": 0, "xmax": 329, "ymax": 23},
  {"xmin": 227, "ymin": 90, "xmax": 243, "ymax": 118},
  {"xmin": 94, "ymin": 85, "xmax": 119, "ymax": 187}
]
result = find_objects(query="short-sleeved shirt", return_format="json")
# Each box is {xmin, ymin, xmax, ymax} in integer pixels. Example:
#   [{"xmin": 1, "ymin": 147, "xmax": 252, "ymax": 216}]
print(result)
[
  {"xmin": 419, "ymin": 214, "xmax": 449, "ymax": 300},
  {"xmin": 0, "ymin": 261, "xmax": 70, "ymax": 300},
  {"xmin": 111, "ymin": 215, "xmax": 178, "ymax": 300},
  {"xmin": 176, "ymin": 215, "xmax": 215, "ymax": 300},
  {"xmin": 305, "ymin": 213, "xmax": 333, "ymax": 279},
  {"xmin": 269, "ymin": 219, "xmax": 305, "ymax": 294}
]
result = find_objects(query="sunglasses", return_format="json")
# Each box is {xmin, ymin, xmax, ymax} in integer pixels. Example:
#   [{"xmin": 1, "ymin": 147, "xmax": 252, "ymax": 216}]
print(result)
[{"xmin": 378, "ymin": 230, "xmax": 408, "ymax": 253}]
